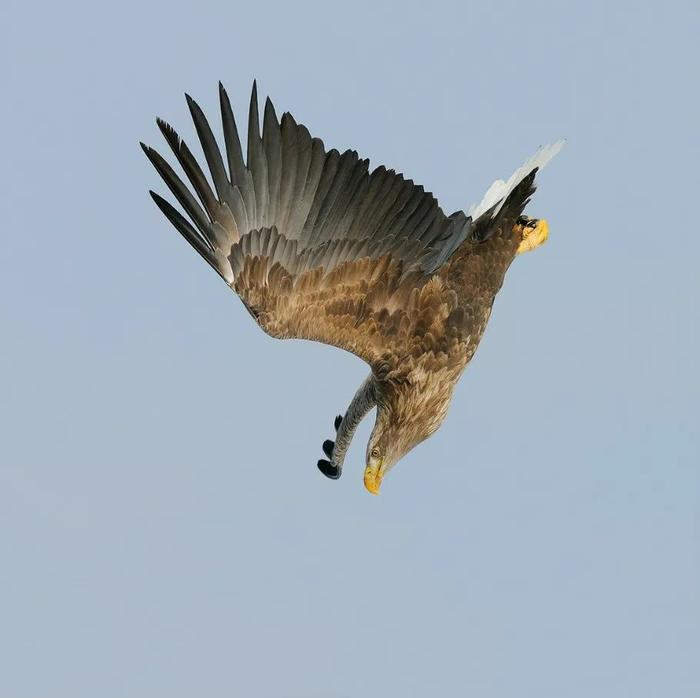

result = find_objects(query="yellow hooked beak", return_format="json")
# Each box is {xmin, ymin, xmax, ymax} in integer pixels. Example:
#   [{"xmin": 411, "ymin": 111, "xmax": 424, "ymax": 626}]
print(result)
[{"xmin": 364, "ymin": 458, "xmax": 385, "ymax": 495}]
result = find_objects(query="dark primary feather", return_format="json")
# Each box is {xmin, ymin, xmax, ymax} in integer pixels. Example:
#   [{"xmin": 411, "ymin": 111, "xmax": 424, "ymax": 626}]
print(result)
[
  {"xmin": 186, "ymin": 93, "xmax": 230, "ymax": 204},
  {"xmin": 148, "ymin": 190, "xmax": 215, "ymax": 264},
  {"xmin": 141, "ymin": 142, "xmax": 212, "ymax": 242}
]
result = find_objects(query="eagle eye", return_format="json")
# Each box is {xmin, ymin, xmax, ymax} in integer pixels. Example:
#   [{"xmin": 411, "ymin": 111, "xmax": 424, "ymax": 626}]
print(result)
[{"xmin": 370, "ymin": 447, "xmax": 381, "ymax": 459}]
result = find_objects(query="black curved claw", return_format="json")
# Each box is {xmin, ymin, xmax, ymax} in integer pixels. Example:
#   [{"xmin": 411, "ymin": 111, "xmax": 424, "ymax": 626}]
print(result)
[
  {"xmin": 317, "ymin": 459, "xmax": 341, "ymax": 480},
  {"xmin": 334, "ymin": 415, "xmax": 343, "ymax": 431},
  {"xmin": 322, "ymin": 439, "xmax": 335, "ymax": 458}
]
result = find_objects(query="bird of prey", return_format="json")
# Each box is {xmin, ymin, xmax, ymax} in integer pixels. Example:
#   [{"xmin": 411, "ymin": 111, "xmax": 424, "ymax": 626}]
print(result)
[{"xmin": 142, "ymin": 82, "xmax": 562, "ymax": 495}]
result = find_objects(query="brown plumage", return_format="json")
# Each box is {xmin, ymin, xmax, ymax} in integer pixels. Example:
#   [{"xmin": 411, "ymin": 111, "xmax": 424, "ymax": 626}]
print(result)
[{"xmin": 142, "ymin": 81, "xmax": 562, "ymax": 494}]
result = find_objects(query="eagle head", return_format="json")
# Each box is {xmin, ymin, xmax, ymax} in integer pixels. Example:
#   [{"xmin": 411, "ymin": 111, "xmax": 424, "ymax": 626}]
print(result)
[{"xmin": 364, "ymin": 376, "xmax": 453, "ymax": 495}]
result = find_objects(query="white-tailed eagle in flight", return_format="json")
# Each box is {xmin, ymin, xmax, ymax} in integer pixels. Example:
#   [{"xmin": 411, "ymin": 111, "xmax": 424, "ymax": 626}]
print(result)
[{"xmin": 142, "ymin": 82, "xmax": 562, "ymax": 494}]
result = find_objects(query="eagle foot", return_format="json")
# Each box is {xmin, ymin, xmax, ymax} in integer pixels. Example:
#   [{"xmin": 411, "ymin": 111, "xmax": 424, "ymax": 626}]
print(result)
[
  {"xmin": 317, "ymin": 459, "xmax": 340, "ymax": 479},
  {"xmin": 515, "ymin": 216, "xmax": 549, "ymax": 254},
  {"xmin": 317, "ymin": 416, "xmax": 343, "ymax": 479}
]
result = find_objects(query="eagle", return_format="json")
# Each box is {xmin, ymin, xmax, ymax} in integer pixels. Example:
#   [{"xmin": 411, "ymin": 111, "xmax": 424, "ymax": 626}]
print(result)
[{"xmin": 142, "ymin": 82, "xmax": 562, "ymax": 495}]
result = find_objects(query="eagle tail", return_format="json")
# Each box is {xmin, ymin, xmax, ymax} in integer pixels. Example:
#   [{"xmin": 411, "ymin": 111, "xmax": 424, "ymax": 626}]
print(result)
[{"xmin": 468, "ymin": 140, "xmax": 564, "ymax": 223}]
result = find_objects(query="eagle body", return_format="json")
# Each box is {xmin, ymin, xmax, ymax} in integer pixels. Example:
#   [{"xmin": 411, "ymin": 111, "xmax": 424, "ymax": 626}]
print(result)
[{"xmin": 143, "ymin": 82, "xmax": 562, "ymax": 494}]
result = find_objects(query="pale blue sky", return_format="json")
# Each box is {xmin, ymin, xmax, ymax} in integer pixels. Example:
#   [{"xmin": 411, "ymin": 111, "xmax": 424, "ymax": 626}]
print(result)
[{"xmin": 2, "ymin": 0, "xmax": 698, "ymax": 696}]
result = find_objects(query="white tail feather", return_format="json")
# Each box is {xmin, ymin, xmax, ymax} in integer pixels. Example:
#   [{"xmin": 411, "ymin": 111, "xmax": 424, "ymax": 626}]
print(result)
[{"xmin": 468, "ymin": 140, "xmax": 565, "ymax": 221}]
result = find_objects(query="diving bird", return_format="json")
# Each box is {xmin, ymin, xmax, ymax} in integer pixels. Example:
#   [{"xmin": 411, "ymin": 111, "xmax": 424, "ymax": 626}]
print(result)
[{"xmin": 142, "ymin": 82, "xmax": 562, "ymax": 494}]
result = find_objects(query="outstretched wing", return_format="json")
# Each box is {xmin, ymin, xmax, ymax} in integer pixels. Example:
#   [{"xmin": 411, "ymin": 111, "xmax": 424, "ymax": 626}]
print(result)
[{"xmin": 142, "ymin": 82, "xmax": 471, "ymax": 366}]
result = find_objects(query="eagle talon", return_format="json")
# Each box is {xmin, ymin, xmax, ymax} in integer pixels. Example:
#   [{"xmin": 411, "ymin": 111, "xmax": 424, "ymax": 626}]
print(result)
[
  {"xmin": 322, "ymin": 439, "xmax": 335, "ymax": 458},
  {"xmin": 515, "ymin": 216, "xmax": 549, "ymax": 254},
  {"xmin": 317, "ymin": 459, "xmax": 341, "ymax": 480}
]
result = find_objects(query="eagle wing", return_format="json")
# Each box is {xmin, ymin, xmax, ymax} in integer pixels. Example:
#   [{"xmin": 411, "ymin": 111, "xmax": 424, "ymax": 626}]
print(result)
[{"xmin": 142, "ymin": 82, "xmax": 471, "ymax": 367}]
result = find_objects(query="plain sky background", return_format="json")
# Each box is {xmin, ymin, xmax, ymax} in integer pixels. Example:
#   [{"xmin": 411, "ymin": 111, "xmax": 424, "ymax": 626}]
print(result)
[{"xmin": 2, "ymin": 0, "xmax": 698, "ymax": 696}]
